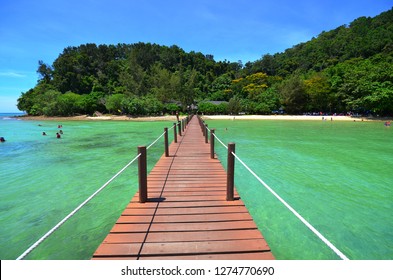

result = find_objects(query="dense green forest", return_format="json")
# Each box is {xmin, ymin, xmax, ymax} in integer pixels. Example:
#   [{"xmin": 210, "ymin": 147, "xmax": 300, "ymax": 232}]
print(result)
[{"xmin": 17, "ymin": 8, "xmax": 393, "ymax": 116}]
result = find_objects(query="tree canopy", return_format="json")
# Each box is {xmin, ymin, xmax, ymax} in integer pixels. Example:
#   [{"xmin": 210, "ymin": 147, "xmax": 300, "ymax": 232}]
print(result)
[{"xmin": 18, "ymin": 8, "xmax": 393, "ymax": 116}]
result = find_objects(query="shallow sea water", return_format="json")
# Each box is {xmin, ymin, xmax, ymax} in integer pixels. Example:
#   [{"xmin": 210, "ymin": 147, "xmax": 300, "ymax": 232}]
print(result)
[
  {"xmin": 1, "ymin": 115, "xmax": 392, "ymax": 259},
  {"xmin": 0, "ymin": 115, "xmax": 174, "ymax": 259},
  {"xmin": 206, "ymin": 119, "xmax": 393, "ymax": 260}
]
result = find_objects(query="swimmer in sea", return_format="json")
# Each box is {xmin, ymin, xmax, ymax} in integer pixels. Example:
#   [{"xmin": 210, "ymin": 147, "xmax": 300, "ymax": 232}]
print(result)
[
  {"xmin": 42, "ymin": 132, "xmax": 47, "ymax": 136},
  {"xmin": 56, "ymin": 132, "xmax": 61, "ymax": 139},
  {"xmin": 0, "ymin": 137, "xmax": 5, "ymax": 142}
]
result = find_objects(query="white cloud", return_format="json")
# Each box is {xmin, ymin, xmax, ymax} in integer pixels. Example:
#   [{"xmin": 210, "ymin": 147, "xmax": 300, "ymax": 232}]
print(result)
[
  {"xmin": 0, "ymin": 72, "xmax": 26, "ymax": 78},
  {"xmin": 0, "ymin": 96, "xmax": 21, "ymax": 113}
]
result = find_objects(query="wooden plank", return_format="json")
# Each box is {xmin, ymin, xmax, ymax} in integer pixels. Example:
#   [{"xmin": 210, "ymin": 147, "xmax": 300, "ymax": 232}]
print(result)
[
  {"xmin": 103, "ymin": 229, "xmax": 264, "ymax": 243},
  {"xmin": 140, "ymin": 252, "xmax": 274, "ymax": 260},
  {"xmin": 126, "ymin": 200, "xmax": 245, "ymax": 208},
  {"xmin": 93, "ymin": 252, "xmax": 274, "ymax": 260},
  {"xmin": 122, "ymin": 206, "xmax": 248, "ymax": 215},
  {"xmin": 117, "ymin": 213, "xmax": 253, "ymax": 223},
  {"xmin": 131, "ymin": 195, "xmax": 239, "ymax": 202},
  {"xmin": 94, "ymin": 239, "xmax": 270, "ymax": 257},
  {"xmin": 140, "ymin": 239, "xmax": 271, "ymax": 256},
  {"xmin": 111, "ymin": 221, "xmax": 259, "ymax": 233},
  {"xmin": 92, "ymin": 116, "xmax": 274, "ymax": 260}
]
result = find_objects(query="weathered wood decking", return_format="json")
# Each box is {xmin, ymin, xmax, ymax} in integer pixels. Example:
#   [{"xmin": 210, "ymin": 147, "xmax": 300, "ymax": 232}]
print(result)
[{"xmin": 92, "ymin": 117, "xmax": 274, "ymax": 260}]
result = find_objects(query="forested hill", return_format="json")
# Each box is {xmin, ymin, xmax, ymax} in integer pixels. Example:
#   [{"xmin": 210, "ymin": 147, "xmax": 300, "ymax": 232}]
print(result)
[
  {"xmin": 247, "ymin": 8, "xmax": 393, "ymax": 76},
  {"xmin": 18, "ymin": 8, "xmax": 393, "ymax": 116}
]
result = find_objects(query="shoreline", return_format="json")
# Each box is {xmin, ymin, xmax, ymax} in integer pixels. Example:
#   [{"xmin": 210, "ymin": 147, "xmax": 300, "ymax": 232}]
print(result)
[
  {"xmin": 201, "ymin": 115, "xmax": 371, "ymax": 121},
  {"xmin": 16, "ymin": 114, "xmax": 182, "ymax": 122},
  {"xmin": 14, "ymin": 114, "xmax": 391, "ymax": 122}
]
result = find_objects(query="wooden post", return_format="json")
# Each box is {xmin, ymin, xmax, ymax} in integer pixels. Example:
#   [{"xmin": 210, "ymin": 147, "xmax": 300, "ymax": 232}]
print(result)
[
  {"xmin": 210, "ymin": 129, "xmax": 215, "ymax": 159},
  {"xmin": 226, "ymin": 143, "xmax": 235, "ymax": 201},
  {"xmin": 138, "ymin": 146, "xmax": 147, "ymax": 203},
  {"xmin": 173, "ymin": 123, "xmax": 177, "ymax": 143},
  {"xmin": 164, "ymin": 127, "xmax": 169, "ymax": 157},
  {"xmin": 205, "ymin": 124, "xmax": 208, "ymax": 143},
  {"xmin": 178, "ymin": 121, "xmax": 182, "ymax": 136}
]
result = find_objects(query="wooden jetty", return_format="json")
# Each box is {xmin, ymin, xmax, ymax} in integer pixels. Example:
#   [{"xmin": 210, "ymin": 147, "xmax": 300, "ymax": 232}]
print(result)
[{"xmin": 92, "ymin": 116, "xmax": 274, "ymax": 260}]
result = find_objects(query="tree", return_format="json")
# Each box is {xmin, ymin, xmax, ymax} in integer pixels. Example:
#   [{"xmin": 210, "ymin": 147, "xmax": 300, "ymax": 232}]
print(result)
[
  {"xmin": 37, "ymin": 60, "xmax": 53, "ymax": 84},
  {"xmin": 228, "ymin": 97, "xmax": 241, "ymax": 115},
  {"xmin": 40, "ymin": 90, "xmax": 62, "ymax": 116},
  {"xmin": 304, "ymin": 73, "xmax": 331, "ymax": 112},
  {"xmin": 105, "ymin": 94, "xmax": 125, "ymax": 114},
  {"xmin": 362, "ymin": 82, "xmax": 393, "ymax": 115},
  {"xmin": 149, "ymin": 63, "xmax": 173, "ymax": 102},
  {"xmin": 279, "ymin": 75, "xmax": 308, "ymax": 114},
  {"xmin": 16, "ymin": 9, "xmax": 393, "ymax": 117},
  {"xmin": 119, "ymin": 53, "xmax": 146, "ymax": 96},
  {"xmin": 198, "ymin": 102, "xmax": 217, "ymax": 115},
  {"xmin": 57, "ymin": 91, "xmax": 82, "ymax": 116}
]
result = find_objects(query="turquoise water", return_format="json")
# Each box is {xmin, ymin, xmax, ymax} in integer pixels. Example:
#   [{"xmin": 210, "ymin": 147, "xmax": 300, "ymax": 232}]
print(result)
[
  {"xmin": 0, "ymin": 114, "xmax": 175, "ymax": 260},
  {"xmin": 1, "ymin": 115, "xmax": 392, "ymax": 259},
  {"xmin": 205, "ymin": 119, "xmax": 393, "ymax": 260}
]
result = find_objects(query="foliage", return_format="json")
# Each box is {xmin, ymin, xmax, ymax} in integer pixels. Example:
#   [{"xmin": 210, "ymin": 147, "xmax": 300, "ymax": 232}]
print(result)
[{"xmin": 17, "ymin": 8, "xmax": 393, "ymax": 116}]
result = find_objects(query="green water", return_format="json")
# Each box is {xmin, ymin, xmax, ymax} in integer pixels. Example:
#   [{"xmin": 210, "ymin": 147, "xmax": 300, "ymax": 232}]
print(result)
[
  {"xmin": 0, "ymin": 117, "xmax": 174, "ymax": 260},
  {"xmin": 1, "ymin": 116, "xmax": 392, "ymax": 259},
  {"xmin": 205, "ymin": 119, "xmax": 393, "ymax": 260}
]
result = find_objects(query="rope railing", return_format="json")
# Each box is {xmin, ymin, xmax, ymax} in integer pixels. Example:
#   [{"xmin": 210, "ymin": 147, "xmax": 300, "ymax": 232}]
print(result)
[
  {"xmin": 16, "ymin": 153, "xmax": 141, "ymax": 260},
  {"xmin": 230, "ymin": 151, "xmax": 349, "ymax": 260},
  {"xmin": 147, "ymin": 123, "xmax": 178, "ymax": 150},
  {"xmin": 147, "ymin": 131, "xmax": 166, "ymax": 150},
  {"xmin": 16, "ymin": 122, "xmax": 178, "ymax": 260},
  {"xmin": 199, "ymin": 116, "xmax": 349, "ymax": 260}
]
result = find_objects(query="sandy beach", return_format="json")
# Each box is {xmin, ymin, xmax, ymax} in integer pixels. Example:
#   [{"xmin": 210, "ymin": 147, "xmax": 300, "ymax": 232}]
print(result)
[
  {"xmin": 201, "ymin": 114, "xmax": 371, "ymax": 121},
  {"xmin": 16, "ymin": 114, "xmax": 389, "ymax": 122},
  {"xmin": 16, "ymin": 114, "xmax": 183, "ymax": 122}
]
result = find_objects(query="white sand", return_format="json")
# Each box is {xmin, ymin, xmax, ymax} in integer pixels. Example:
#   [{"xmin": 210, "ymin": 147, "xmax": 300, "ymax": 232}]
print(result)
[
  {"xmin": 201, "ymin": 115, "xmax": 368, "ymax": 121},
  {"xmin": 18, "ymin": 114, "xmax": 385, "ymax": 122}
]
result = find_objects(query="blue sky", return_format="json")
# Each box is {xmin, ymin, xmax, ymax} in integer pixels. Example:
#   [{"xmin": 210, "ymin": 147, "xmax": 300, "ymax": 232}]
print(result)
[{"xmin": 0, "ymin": 0, "xmax": 392, "ymax": 112}]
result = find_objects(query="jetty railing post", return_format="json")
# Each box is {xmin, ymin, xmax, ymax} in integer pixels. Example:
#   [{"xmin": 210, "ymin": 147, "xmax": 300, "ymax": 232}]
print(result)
[
  {"xmin": 164, "ymin": 127, "xmax": 169, "ymax": 157},
  {"xmin": 173, "ymin": 123, "xmax": 177, "ymax": 143},
  {"xmin": 138, "ymin": 146, "xmax": 147, "ymax": 203},
  {"xmin": 226, "ymin": 142, "xmax": 235, "ymax": 201},
  {"xmin": 210, "ymin": 129, "xmax": 215, "ymax": 159},
  {"xmin": 178, "ymin": 121, "xmax": 182, "ymax": 136},
  {"xmin": 205, "ymin": 124, "xmax": 209, "ymax": 143}
]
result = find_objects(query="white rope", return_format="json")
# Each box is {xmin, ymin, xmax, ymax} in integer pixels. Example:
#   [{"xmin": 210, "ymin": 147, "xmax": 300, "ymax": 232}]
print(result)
[
  {"xmin": 231, "ymin": 151, "xmax": 349, "ymax": 260},
  {"xmin": 211, "ymin": 129, "xmax": 349, "ymax": 260},
  {"xmin": 16, "ymin": 125, "xmax": 178, "ymax": 260},
  {"xmin": 147, "ymin": 123, "xmax": 177, "ymax": 150},
  {"xmin": 168, "ymin": 123, "xmax": 176, "ymax": 131},
  {"xmin": 212, "ymin": 132, "xmax": 228, "ymax": 149},
  {"xmin": 200, "ymin": 121, "xmax": 227, "ymax": 149},
  {"xmin": 147, "ymin": 131, "xmax": 166, "ymax": 150},
  {"xmin": 16, "ymin": 153, "xmax": 141, "ymax": 260}
]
